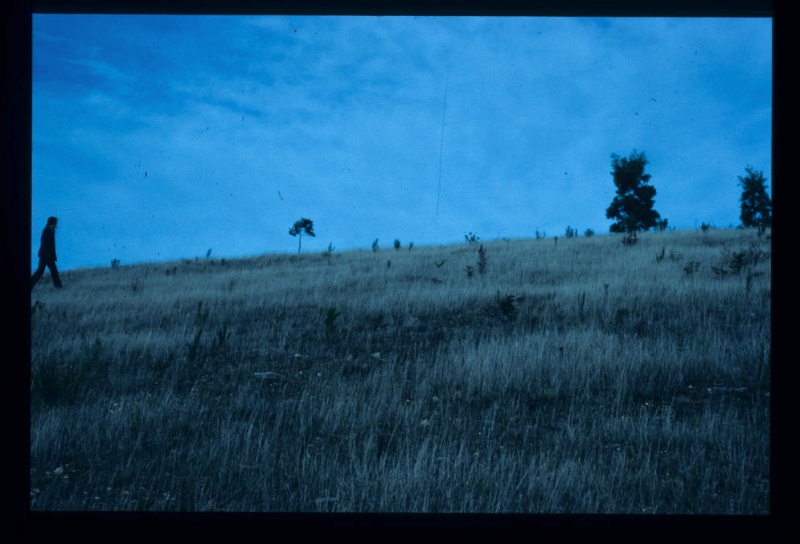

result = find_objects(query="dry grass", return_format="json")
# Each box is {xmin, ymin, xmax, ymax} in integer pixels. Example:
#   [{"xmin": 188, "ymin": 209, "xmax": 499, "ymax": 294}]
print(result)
[{"xmin": 30, "ymin": 227, "xmax": 770, "ymax": 513}]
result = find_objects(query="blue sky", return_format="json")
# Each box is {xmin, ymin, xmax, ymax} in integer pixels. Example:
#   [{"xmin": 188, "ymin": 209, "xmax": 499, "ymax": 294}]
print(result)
[{"xmin": 32, "ymin": 14, "xmax": 772, "ymax": 271}]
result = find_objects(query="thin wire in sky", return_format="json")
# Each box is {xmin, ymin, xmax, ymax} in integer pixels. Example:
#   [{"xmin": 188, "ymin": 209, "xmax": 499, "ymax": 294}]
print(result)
[{"xmin": 435, "ymin": 66, "xmax": 449, "ymax": 217}]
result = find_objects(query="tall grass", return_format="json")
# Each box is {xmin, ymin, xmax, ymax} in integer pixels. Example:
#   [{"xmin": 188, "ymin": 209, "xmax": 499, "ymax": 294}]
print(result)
[{"xmin": 30, "ymin": 228, "xmax": 770, "ymax": 513}]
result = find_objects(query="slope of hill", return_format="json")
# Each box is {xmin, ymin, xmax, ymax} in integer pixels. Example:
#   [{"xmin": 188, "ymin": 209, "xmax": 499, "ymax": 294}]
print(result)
[{"xmin": 29, "ymin": 228, "xmax": 771, "ymax": 513}]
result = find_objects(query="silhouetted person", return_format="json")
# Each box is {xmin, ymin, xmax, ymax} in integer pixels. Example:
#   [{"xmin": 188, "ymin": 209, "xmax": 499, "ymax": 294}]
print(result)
[{"xmin": 31, "ymin": 216, "xmax": 63, "ymax": 290}]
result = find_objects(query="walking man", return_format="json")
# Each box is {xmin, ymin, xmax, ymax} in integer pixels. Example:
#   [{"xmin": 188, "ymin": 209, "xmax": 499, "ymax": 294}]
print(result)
[{"xmin": 31, "ymin": 216, "xmax": 63, "ymax": 290}]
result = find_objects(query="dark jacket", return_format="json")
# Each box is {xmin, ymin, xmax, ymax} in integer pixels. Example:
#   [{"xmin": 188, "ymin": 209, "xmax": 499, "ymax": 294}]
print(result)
[{"xmin": 38, "ymin": 225, "xmax": 57, "ymax": 262}]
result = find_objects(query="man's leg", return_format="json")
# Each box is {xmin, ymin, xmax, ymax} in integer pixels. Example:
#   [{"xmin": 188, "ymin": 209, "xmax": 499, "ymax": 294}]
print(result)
[
  {"xmin": 31, "ymin": 260, "xmax": 46, "ymax": 290},
  {"xmin": 48, "ymin": 261, "xmax": 63, "ymax": 288}
]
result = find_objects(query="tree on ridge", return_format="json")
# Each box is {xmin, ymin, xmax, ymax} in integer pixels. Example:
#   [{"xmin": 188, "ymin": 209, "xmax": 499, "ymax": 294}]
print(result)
[
  {"xmin": 289, "ymin": 218, "xmax": 315, "ymax": 254},
  {"xmin": 605, "ymin": 150, "xmax": 664, "ymax": 234}
]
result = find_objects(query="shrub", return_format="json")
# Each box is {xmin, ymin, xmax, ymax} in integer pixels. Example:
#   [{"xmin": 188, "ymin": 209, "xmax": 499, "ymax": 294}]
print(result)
[
  {"xmin": 131, "ymin": 277, "xmax": 144, "ymax": 293},
  {"xmin": 711, "ymin": 265, "xmax": 728, "ymax": 278},
  {"xmin": 324, "ymin": 243, "xmax": 335, "ymax": 265},
  {"xmin": 497, "ymin": 293, "xmax": 523, "ymax": 319},
  {"xmin": 477, "ymin": 244, "xmax": 487, "ymax": 276},
  {"xmin": 322, "ymin": 307, "xmax": 342, "ymax": 338},
  {"xmin": 683, "ymin": 260, "xmax": 700, "ymax": 275},
  {"xmin": 669, "ymin": 249, "xmax": 684, "ymax": 262}
]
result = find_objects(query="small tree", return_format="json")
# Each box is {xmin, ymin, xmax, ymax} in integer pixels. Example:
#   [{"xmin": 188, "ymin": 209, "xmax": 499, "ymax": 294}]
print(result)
[
  {"xmin": 605, "ymin": 150, "xmax": 662, "ymax": 234},
  {"xmin": 289, "ymin": 218, "xmax": 315, "ymax": 254},
  {"xmin": 738, "ymin": 166, "xmax": 772, "ymax": 229}
]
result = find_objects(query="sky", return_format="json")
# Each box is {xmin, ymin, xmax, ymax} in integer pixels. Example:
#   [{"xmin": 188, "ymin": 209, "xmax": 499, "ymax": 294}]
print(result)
[{"xmin": 31, "ymin": 14, "xmax": 772, "ymax": 271}]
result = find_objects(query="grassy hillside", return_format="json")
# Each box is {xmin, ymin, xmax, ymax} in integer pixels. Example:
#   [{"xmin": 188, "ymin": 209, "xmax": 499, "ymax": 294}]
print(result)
[{"xmin": 29, "ymin": 227, "xmax": 771, "ymax": 513}]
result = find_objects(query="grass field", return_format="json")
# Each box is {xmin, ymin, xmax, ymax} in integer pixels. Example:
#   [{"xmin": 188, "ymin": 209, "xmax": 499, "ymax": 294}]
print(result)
[{"xmin": 29, "ymin": 227, "xmax": 771, "ymax": 513}]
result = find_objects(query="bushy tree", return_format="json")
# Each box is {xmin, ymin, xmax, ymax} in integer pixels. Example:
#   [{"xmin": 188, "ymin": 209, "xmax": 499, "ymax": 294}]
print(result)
[
  {"xmin": 289, "ymin": 218, "xmax": 315, "ymax": 254},
  {"xmin": 738, "ymin": 166, "xmax": 771, "ymax": 229},
  {"xmin": 605, "ymin": 150, "xmax": 663, "ymax": 233}
]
